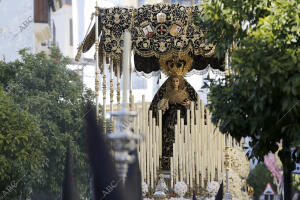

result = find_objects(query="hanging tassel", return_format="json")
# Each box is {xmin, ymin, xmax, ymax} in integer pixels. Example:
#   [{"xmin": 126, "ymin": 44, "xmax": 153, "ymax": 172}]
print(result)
[{"xmin": 75, "ymin": 44, "xmax": 83, "ymax": 61}]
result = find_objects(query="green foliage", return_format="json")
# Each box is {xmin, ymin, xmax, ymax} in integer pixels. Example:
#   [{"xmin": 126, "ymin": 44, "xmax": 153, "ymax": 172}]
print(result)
[
  {"xmin": 294, "ymin": 175, "xmax": 300, "ymax": 191},
  {"xmin": 207, "ymin": 40, "xmax": 300, "ymax": 162},
  {"xmin": 0, "ymin": 87, "xmax": 46, "ymax": 199},
  {"xmin": 0, "ymin": 46, "xmax": 95, "ymax": 199},
  {"xmin": 247, "ymin": 163, "xmax": 277, "ymax": 200},
  {"xmin": 200, "ymin": 0, "xmax": 300, "ymax": 167},
  {"xmin": 198, "ymin": 0, "xmax": 300, "ymax": 55},
  {"xmin": 0, "ymin": 59, "xmax": 20, "ymax": 88}
]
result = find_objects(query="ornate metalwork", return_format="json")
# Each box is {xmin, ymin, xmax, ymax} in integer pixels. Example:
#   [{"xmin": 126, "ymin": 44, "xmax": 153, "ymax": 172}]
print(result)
[
  {"xmin": 82, "ymin": 4, "xmax": 216, "ymax": 62},
  {"xmin": 110, "ymin": 79, "xmax": 114, "ymax": 103},
  {"xmin": 159, "ymin": 53, "xmax": 193, "ymax": 76},
  {"xmin": 95, "ymin": 71, "xmax": 100, "ymax": 92},
  {"xmin": 108, "ymin": 108, "xmax": 143, "ymax": 184},
  {"xmin": 224, "ymin": 143, "xmax": 232, "ymax": 200},
  {"xmin": 153, "ymin": 174, "xmax": 168, "ymax": 199},
  {"xmin": 224, "ymin": 146, "xmax": 232, "ymax": 170},
  {"xmin": 224, "ymin": 191, "xmax": 233, "ymax": 200},
  {"xmin": 103, "ymin": 74, "xmax": 107, "ymax": 100},
  {"xmin": 129, "ymin": 91, "xmax": 133, "ymax": 111},
  {"xmin": 117, "ymin": 82, "xmax": 120, "ymax": 105},
  {"xmin": 157, "ymin": 12, "xmax": 166, "ymax": 23},
  {"xmin": 95, "ymin": 1, "xmax": 100, "ymax": 117}
]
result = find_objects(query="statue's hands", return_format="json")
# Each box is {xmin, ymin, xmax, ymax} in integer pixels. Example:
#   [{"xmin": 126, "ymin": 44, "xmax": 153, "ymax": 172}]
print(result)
[
  {"xmin": 182, "ymin": 99, "xmax": 190, "ymax": 107},
  {"xmin": 163, "ymin": 98, "xmax": 169, "ymax": 104},
  {"xmin": 158, "ymin": 98, "xmax": 169, "ymax": 112}
]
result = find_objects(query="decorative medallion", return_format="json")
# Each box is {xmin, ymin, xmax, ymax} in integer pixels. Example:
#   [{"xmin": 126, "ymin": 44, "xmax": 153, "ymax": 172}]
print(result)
[
  {"xmin": 156, "ymin": 24, "xmax": 168, "ymax": 37},
  {"xmin": 142, "ymin": 24, "xmax": 154, "ymax": 38},
  {"xmin": 157, "ymin": 12, "xmax": 167, "ymax": 23},
  {"xmin": 170, "ymin": 21, "xmax": 183, "ymax": 36}
]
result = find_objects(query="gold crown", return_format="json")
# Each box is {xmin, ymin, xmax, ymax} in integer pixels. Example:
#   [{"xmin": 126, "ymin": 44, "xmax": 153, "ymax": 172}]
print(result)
[{"xmin": 159, "ymin": 54, "xmax": 193, "ymax": 76}]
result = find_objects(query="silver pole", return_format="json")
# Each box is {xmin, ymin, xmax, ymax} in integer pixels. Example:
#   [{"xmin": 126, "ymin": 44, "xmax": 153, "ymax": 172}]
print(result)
[
  {"xmin": 95, "ymin": 1, "xmax": 100, "ymax": 117},
  {"xmin": 129, "ymin": 50, "xmax": 133, "ymax": 110},
  {"xmin": 110, "ymin": 59, "xmax": 114, "ymax": 114},
  {"xmin": 103, "ymin": 56, "xmax": 107, "ymax": 131},
  {"xmin": 224, "ymin": 50, "xmax": 232, "ymax": 200},
  {"xmin": 224, "ymin": 134, "xmax": 232, "ymax": 200},
  {"xmin": 117, "ymin": 64, "xmax": 121, "ymax": 108}
]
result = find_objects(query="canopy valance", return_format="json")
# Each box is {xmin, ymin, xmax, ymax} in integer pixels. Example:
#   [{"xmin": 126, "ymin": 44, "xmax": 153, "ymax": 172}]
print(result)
[{"xmin": 79, "ymin": 3, "xmax": 224, "ymax": 76}]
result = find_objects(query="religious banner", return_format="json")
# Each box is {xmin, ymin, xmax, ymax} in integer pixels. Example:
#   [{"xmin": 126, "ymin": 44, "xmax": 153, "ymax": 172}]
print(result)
[
  {"xmin": 82, "ymin": 4, "xmax": 216, "ymax": 61},
  {"xmin": 79, "ymin": 4, "xmax": 224, "ymax": 77}
]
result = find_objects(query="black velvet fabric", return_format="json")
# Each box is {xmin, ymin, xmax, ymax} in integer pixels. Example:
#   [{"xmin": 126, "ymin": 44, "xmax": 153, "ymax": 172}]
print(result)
[
  {"xmin": 149, "ymin": 77, "xmax": 199, "ymax": 169},
  {"xmin": 134, "ymin": 53, "xmax": 225, "ymax": 76}
]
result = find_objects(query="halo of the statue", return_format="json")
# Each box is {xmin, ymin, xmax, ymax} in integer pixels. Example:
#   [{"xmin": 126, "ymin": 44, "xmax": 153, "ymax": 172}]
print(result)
[{"xmin": 159, "ymin": 53, "xmax": 193, "ymax": 77}]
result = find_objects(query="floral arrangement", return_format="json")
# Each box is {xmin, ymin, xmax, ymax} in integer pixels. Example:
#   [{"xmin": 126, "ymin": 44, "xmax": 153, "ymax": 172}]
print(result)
[
  {"xmin": 142, "ymin": 182, "xmax": 149, "ymax": 196},
  {"xmin": 206, "ymin": 181, "xmax": 219, "ymax": 197},
  {"xmin": 231, "ymin": 147, "xmax": 250, "ymax": 179},
  {"xmin": 204, "ymin": 197, "xmax": 215, "ymax": 200},
  {"xmin": 174, "ymin": 181, "xmax": 188, "ymax": 198}
]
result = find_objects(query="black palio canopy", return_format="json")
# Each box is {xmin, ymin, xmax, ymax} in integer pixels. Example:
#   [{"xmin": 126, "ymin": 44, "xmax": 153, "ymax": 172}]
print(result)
[{"xmin": 78, "ymin": 3, "xmax": 225, "ymax": 77}]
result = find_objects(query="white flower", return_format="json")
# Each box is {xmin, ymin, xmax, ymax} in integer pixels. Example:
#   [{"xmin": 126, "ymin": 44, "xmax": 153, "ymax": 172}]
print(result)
[
  {"xmin": 174, "ymin": 181, "xmax": 188, "ymax": 197},
  {"xmin": 142, "ymin": 182, "xmax": 148, "ymax": 196},
  {"xmin": 206, "ymin": 181, "xmax": 219, "ymax": 197}
]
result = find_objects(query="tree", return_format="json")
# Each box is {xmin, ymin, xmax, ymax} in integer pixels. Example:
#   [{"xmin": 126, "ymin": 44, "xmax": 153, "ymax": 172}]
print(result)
[
  {"xmin": 247, "ymin": 163, "xmax": 277, "ymax": 200},
  {"xmin": 0, "ymin": 87, "xmax": 46, "ymax": 199},
  {"xmin": 199, "ymin": 0, "xmax": 300, "ymax": 198},
  {"xmin": 294, "ymin": 175, "xmax": 300, "ymax": 191},
  {"xmin": 0, "ymin": 46, "xmax": 95, "ymax": 199}
]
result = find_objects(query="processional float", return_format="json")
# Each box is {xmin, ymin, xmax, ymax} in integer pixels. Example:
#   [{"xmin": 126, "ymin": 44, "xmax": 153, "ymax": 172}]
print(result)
[{"xmin": 76, "ymin": 2, "xmax": 250, "ymax": 199}]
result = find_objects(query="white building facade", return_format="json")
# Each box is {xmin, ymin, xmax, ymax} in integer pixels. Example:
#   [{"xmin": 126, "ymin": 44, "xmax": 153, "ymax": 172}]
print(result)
[
  {"xmin": 0, "ymin": 0, "xmax": 34, "ymax": 62},
  {"xmin": 51, "ymin": 0, "xmax": 74, "ymax": 58},
  {"xmin": 0, "ymin": 0, "xmax": 62, "ymax": 62}
]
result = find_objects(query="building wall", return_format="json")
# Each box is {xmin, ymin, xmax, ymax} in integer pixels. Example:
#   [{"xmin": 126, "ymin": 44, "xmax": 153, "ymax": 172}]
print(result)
[
  {"xmin": 0, "ymin": 0, "xmax": 34, "ymax": 62},
  {"xmin": 34, "ymin": 0, "xmax": 58, "ymax": 55},
  {"xmin": 51, "ymin": 4, "xmax": 74, "ymax": 58},
  {"xmin": 72, "ymin": 0, "xmax": 85, "ymax": 57}
]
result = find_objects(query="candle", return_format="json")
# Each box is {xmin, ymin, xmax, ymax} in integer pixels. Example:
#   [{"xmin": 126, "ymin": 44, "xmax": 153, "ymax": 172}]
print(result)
[{"xmin": 121, "ymin": 30, "xmax": 131, "ymax": 107}]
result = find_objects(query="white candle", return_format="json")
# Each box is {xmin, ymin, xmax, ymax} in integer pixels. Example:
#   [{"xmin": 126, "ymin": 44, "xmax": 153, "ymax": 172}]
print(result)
[{"xmin": 121, "ymin": 30, "xmax": 131, "ymax": 107}]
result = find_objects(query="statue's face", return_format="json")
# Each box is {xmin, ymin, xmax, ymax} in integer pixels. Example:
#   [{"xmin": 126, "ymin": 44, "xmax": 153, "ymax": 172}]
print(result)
[{"xmin": 172, "ymin": 77, "xmax": 180, "ymax": 88}]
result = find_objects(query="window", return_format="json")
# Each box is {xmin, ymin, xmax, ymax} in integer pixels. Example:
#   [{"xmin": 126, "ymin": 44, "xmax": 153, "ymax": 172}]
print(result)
[
  {"xmin": 34, "ymin": 0, "xmax": 49, "ymax": 23},
  {"xmin": 69, "ymin": 19, "xmax": 73, "ymax": 46}
]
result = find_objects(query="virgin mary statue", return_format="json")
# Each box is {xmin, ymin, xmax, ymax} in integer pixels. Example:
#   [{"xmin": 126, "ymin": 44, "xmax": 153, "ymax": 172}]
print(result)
[{"xmin": 149, "ymin": 54, "xmax": 199, "ymax": 170}]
